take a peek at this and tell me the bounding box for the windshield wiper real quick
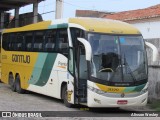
[123,54,137,82]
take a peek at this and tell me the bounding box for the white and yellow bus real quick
[1,18,148,107]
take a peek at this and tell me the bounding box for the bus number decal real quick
[107,88,120,92]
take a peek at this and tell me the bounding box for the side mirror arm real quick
[77,38,92,61]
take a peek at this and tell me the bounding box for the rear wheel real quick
[62,85,73,108]
[15,75,25,94]
[8,74,16,92]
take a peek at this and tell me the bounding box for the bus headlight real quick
[140,87,148,94]
[88,86,106,95]
[140,82,148,94]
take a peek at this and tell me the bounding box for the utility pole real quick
[33,2,38,23]
[0,12,4,29]
[15,7,19,27]
[55,0,63,19]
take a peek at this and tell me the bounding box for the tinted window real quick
[15,33,24,51]
[9,34,16,51]
[33,31,45,52]
[2,29,69,53]
[44,30,56,52]
[25,32,33,51]
[2,33,10,50]
[3,33,24,51]
[57,29,69,56]
[70,28,85,46]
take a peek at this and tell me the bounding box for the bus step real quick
[79,98,87,103]
[77,94,85,97]
[78,88,84,91]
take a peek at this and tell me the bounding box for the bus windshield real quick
[88,33,147,86]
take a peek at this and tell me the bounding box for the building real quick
[76,10,113,18]
[0,0,44,29]
[103,4,160,40]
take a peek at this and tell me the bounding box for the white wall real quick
[130,19,160,39]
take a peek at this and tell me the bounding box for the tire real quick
[15,75,25,94]
[8,74,16,92]
[62,85,73,108]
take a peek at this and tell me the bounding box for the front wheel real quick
[62,85,73,108]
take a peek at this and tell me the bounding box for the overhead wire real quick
[60,0,92,10]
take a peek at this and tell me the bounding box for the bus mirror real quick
[77,38,92,61]
[145,41,159,62]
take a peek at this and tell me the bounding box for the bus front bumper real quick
[87,89,148,107]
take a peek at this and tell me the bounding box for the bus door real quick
[76,43,87,103]
[69,28,88,104]
[68,40,87,104]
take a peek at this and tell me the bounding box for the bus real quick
[1,18,149,107]
[0,29,2,81]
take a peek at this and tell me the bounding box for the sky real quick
[10,0,160,20]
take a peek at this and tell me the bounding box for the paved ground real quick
[0,82,158,120]
[0,83,76,111]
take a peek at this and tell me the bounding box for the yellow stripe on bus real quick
[96,83,125,93]
[3,21,52,33]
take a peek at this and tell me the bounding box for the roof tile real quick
[103,4,160,21]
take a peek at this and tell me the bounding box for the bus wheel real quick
[62,85,73,108]
[9,74,16,92]
[15,75,25,94]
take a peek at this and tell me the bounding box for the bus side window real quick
[0,32,2,53]
[25,32,33,51]
[44,30,56,52]
[70,28,85,47]
[2,33,10,50]
[10,34,16,51]
[57,29,69,57]
[33,31,44,52]
[16,33,24,51]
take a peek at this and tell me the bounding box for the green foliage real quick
[149,100,160,111]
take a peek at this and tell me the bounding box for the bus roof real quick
[3,17,141,35]
[3,21,52,33]
[69,18,141,34]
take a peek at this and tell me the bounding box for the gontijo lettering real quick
[12,54,30,64]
